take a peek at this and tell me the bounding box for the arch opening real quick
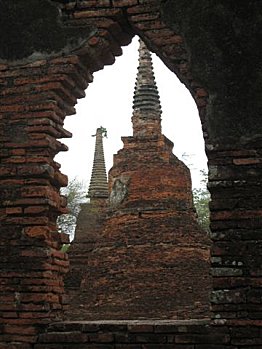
[56,35,211,321]
[55,36,209,239]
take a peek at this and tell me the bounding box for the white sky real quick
[56,36,207,190]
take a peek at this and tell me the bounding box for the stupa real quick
[65,127,108,306]
[66,40,211,320]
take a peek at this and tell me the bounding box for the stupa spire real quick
[87,127,108,198]
[132,39,162,137]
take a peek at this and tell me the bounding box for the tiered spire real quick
[132,39,162,137]
[87,127,108,198]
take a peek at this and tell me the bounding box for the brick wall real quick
[208,145,262,325]
[36,320,232,349]
[0,55,89,344]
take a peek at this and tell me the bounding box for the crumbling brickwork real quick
[0,0,261,347]
[67,40,211,320]
[0,55,88,343]
[64,198,108,310]
[85,134,211,320]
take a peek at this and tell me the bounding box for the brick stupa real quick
[65,127,108,302]
[66,40,211,320]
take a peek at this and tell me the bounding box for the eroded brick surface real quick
[77,134,211,320]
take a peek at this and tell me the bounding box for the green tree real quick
[192,170,210,233]
[57,177,86,240]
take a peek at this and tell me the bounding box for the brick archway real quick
[0,1,261,347]
[52,0,210,135]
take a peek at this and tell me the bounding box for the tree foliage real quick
[57,177,86,240]
[192,170,210,233]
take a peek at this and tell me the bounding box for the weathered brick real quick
[65,0,111,9]
[127,4,160,14]
[23,226,51,237]
[0,343,32,349]
[128,324,154,333]
[0,166,16,176]
[233,158,261,165]
[89,332,114,343]
[112,0,138,6]
[6,207,23,214]
[134,20,167,31]
[0,334,37,343]
[115,345,142,349]
[4,325,37,335]
[74,9,121,19]
[38,331,88,343]
[175,333,230,344]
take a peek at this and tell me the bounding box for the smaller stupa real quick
[65,127,108,315]
[87,126,109,199]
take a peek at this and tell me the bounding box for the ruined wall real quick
[64,37,211,321]
[0,0,261,347]
[0,1,129,345]
[64,198,108,317]
[76,133,211,320]
[0,53,84,344]
[161,1,262,325]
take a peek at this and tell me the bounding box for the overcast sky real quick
[56,36,207,190]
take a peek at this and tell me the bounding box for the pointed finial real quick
[87,127,108,199]
[132,39,162,137]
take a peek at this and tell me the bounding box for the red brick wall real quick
[0,55,89,343]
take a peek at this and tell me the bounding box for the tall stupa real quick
[66,40,211,320]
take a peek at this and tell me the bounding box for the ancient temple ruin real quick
[66,40,211,320]
[1,1,260,347]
